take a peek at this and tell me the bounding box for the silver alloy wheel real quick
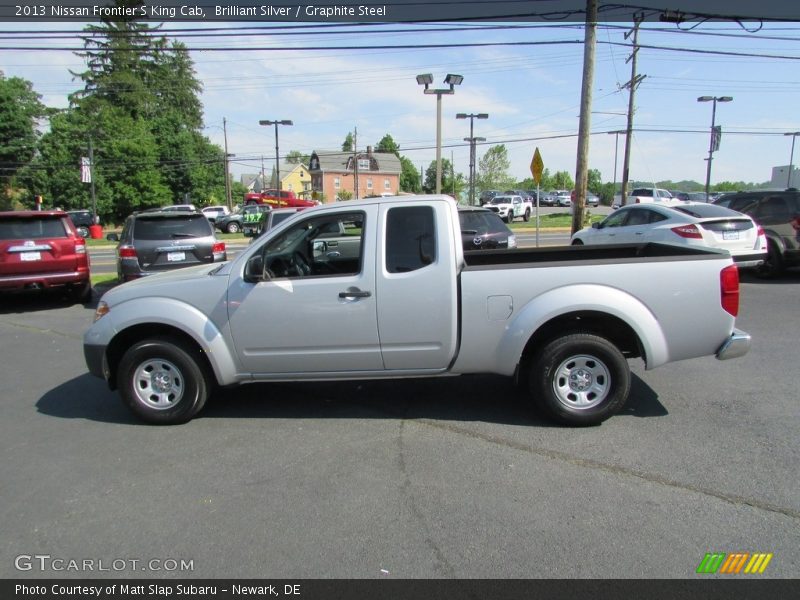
[552,354,610,410]
[133,358,185,410]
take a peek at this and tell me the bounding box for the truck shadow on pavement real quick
[37,372,667,426]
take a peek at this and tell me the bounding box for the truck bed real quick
[463,242,726,269]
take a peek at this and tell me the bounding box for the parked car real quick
[241,204,274,237]
[484,194,532,223]
[712,189,800,277]
[571,191,600,206]
[552,190,572,207]
[116,210,226,282]
[66,209,94,238]
[478,190,501,205]
[201,206,230,222]
[571,202,767,268]
[0,210,91,303]
[215,204,270,235]
[251,208,305,241]
[457,206,516,251]
[627,188,674,205]
[85,195,751,426]
[160,204,197,212]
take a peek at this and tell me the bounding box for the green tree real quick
[399,156,421,193]
[551,170,574,190]
[341,132,354,152]
[423,159,465,197]
[286,150,310,165]
[0,72,48,193]
[375,133,400,156]
[476,145,514,190]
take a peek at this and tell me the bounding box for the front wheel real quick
[529,333,630,426]
[226,222,241,234]
[523,209,530,222]
[117,338,210,424]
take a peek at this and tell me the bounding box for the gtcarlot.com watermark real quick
[14,554,194,573]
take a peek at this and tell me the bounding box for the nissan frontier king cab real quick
[84,195,750,426]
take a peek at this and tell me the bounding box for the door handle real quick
[339,289,371,299]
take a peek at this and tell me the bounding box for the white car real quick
[571,202,767,268]
[201,205,230,222]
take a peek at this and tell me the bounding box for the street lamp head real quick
[444,74,464,86]
[280,120,293,126]
[456,113,467,119]
[416,73,433,86]
[697,96,714,102]
[784,132,800,136]
[718,96,733,103]
[477,113,489,119]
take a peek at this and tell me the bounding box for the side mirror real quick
[244,254,265,283]
[106,233,119,242]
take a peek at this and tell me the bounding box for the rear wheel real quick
[529,333,630,426]
[226,221,241,234]
[523,209,531,222]
[117,338,210,424]
[755,239,784,279]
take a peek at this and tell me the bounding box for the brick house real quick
[308,149,401,203]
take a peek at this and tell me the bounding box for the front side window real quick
[258,212,364,279]
[385,206,436,274]
[600,210,629,228]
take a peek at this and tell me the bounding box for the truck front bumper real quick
[716,329,751,361]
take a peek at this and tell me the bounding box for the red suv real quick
[0,210,92,303]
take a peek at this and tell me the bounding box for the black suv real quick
[713,189,800,277]
[116,211,227,282]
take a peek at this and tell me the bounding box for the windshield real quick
[490,196,512,204]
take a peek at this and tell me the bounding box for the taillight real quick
[74,237,86,254]
[670,224,702,239]
[756,226,767,250]
[720,264,740,317]
[118,245,137,258]
[212,241,226,254]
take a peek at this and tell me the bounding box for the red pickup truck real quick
[244,190,316,208]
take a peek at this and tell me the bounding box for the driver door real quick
[227,206,383,375]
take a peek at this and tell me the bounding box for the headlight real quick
[93,301,110,322]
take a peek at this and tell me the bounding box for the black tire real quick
[505,215,513,224]
[226,221,241,234]
[754,239,784,279]
[523,208,530,222]
[76,226,90,238]
[571,239,584,245]
[529,333,630,426]
[117,338,210,424]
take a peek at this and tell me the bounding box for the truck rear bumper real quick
[716,329,751,361]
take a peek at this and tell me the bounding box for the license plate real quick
[723,231,739,240]
[20,252,41,261]
[167,252,186,262]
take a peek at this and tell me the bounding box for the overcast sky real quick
[2,17,800,188]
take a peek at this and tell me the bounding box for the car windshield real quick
[0,216,66,240]
[459,211,507,234]
[133,214,212,240]
[490,197,512,204]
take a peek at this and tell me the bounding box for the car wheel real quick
[529,333,630,426]
[755,239,784,279]
[571,239,584,245]
[76,226,90,238]
[523,209,530,222]
[226,222,240,234]
[117,338,210,424]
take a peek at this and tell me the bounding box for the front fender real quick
[495,284,670,372]
[85,296,240,386]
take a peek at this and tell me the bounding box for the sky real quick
[2,12,800,191]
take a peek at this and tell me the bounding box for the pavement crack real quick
[413,418,800,521]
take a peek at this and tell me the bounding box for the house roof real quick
[310,151,401,174]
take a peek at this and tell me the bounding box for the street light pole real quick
[417,73,463,194]
[456,112,488,205]
[697,96,732,201]
[784,132,800,188]
[608,130,625,204]
[259,119,293,193]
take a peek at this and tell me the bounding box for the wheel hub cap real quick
[552,354,611,410]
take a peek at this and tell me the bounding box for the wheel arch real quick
[496,284,671,379]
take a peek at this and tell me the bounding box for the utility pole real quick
[353,127,359,199]
[572,0,597,235]
[456,112,488,205]
[620,14,646,207]
[223,117,232,210]
[88,137,97,223]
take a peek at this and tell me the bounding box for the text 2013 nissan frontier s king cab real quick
[84,195,750,426]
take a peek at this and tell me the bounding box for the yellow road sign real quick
[531,148,544,184]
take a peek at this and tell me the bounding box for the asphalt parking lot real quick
[0,269,797,579]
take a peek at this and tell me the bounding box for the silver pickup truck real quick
[84,195,750,426]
